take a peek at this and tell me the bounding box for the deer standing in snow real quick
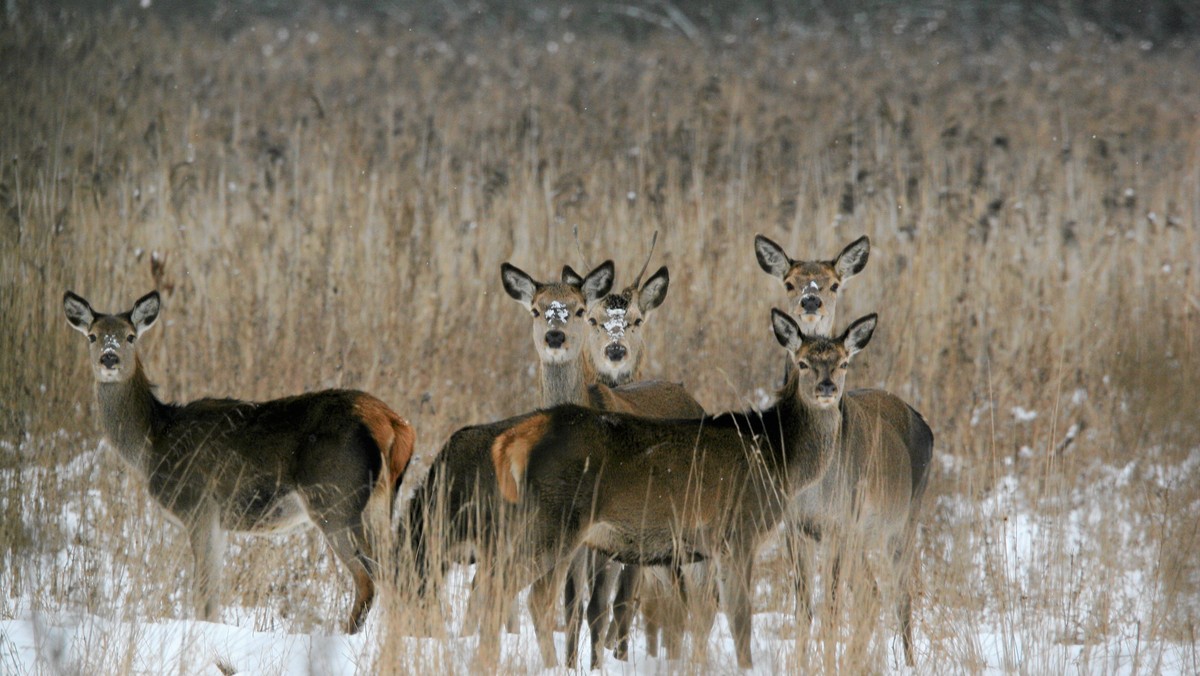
[491,310,879,669]
[406,256,702,667]
[63,290,414,633]
[756,234,932,665]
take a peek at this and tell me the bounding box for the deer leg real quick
[893,536,917,667]
[320,522,377,634]
[645,611,661,657]
[187,506,225,623]
[661,563,687,657]
[688,561,718,649]
[786,527,816,625]
[586,555,620,669]
[462,564,486,636]
[718,550,756,669]
[529,561,569,668]
[562,550,586,667]
[471,562,506,667]
[607,562,639,659]
[463,541,506,636]
[898,579,915,668]
[303,477,378,634]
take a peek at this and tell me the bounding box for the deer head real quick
[64,291,161,383]
[501,260,614,366]
[772,309,876,409]
[584,265,669,387]
[756,235,870,336]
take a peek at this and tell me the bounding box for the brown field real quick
[2,3,1198,673]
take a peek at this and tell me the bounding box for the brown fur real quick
[755,235,870,337]
[755,237,930,666]
[64,290,413,635]
[353,395,416,497]
[493,414,548,504]
[411,260,703,669]
[489,312,876,668]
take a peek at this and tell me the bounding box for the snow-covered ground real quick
[2,435,1197,674]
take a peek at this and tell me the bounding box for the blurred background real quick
[1,1,1197,671]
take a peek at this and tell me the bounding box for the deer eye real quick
[531,309,540,318]
[576,308,585,317]
[831,283,840,292]
[796,361,810,370]
[839,361,849,369]
[588,318,597,326]
[784,282,795,292]
[633,318,643,327]
[88,334,97,343]
[127,334,136,344]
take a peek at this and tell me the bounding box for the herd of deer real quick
[63,234,932,669]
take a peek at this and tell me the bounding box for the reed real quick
[1,4,1196,673]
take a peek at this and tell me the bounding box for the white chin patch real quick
[540,347,573,364]
[96,368,122,383]
[815,395,839,408]
[603,364,633,378]
[801,314,820,321]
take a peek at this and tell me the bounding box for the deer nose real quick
[800,295,822,313]
[545,330,566,349]
[605,343,627,362]
[100,352,120,369]
[816,379,837,397]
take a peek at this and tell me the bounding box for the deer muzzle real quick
[799,294,822,314]
[605,343,628,362]
[545,329,566,349]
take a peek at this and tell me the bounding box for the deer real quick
[570,260,718,666]
[63,290,414,634]
[578,265,722,663]
[754,233,870,337]
[404,257,703,667]
[490,310,879,669]
[755,234,933,666]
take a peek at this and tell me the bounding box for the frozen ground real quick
[1,437,1197,674]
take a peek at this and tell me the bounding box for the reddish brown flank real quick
[353,395,416,496]
[492,413,549,503]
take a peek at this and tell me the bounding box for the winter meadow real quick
[1,2,1198,674]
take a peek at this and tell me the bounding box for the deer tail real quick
[491,413,550,504]
[354,395,417,507]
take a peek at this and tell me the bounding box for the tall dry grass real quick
[1,4,1197,673]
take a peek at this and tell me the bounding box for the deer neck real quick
[540,355,594,407]
[95,359,165,471]
[777,375,842,494]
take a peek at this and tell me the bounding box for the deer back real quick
[588,380,705,419]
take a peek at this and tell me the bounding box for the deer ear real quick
[581,260,615,303]
[63,291,95,335]
[561,265,585,287]
[501,262,538,307]
[755,234,792,279]
[637,266,669,313]
[130,291,161,336]
[771,308,804,351]
[835,236,870,280]
[842,313,878,356]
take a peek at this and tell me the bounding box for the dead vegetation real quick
[1,3,1197,672]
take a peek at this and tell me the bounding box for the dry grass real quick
[1,4,1198,673]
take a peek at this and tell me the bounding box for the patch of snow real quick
[1011,406,1038,423]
